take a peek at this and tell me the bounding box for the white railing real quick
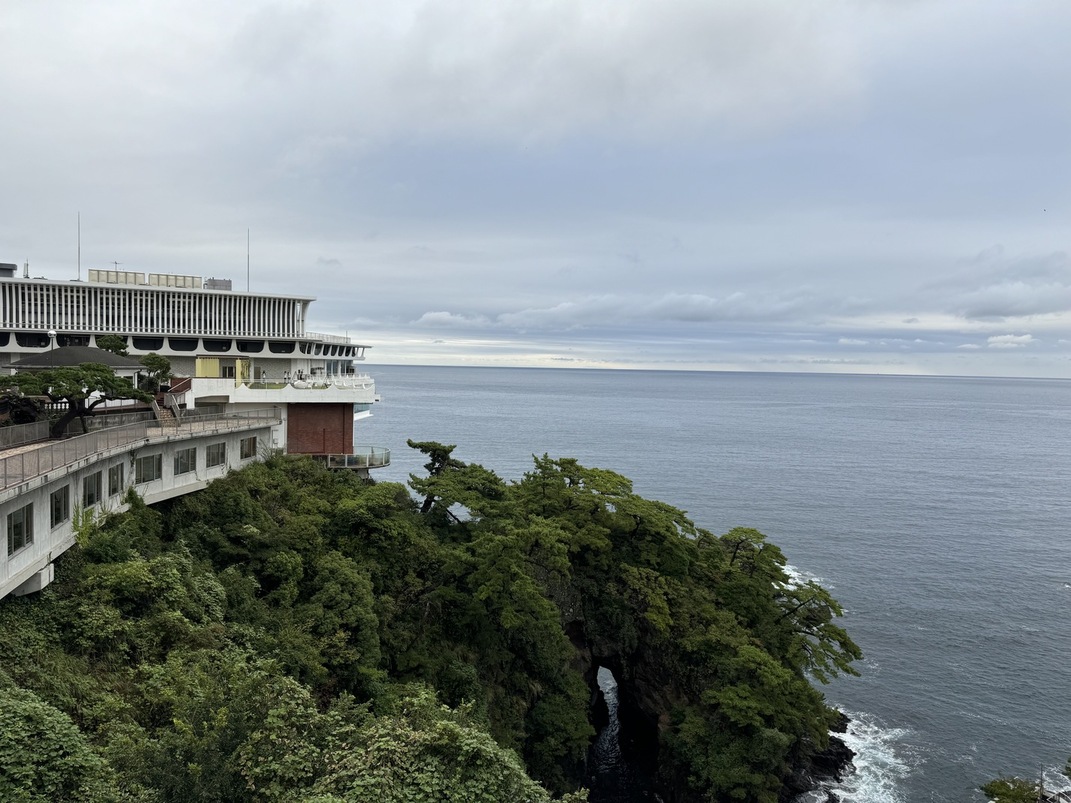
[305,331,353,345]
[234,373,376,391]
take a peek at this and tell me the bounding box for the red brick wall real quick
[286,403,353,455]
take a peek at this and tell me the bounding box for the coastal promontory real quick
[0,445,861,802]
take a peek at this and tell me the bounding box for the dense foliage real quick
[137,353,172,393]
[0,444,860,802]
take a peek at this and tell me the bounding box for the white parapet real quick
[191,376,377,406]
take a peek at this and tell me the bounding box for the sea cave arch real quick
[567,614,665,799]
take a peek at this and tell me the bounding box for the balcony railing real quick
[0,407,281,490]
[305,331,353,345]
[314,447,391,470]
[191,373,375,391]
[0,421,51,450]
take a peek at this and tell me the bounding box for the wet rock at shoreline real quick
[780,711,855,803]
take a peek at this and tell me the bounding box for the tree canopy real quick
[138,353,171,392]
[0,445,865,802]
[0,391,42,426]
[95,335,129,357]
[982,767,1071,803]
[4,362,150,437]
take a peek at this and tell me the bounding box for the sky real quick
[1,0,1070,376]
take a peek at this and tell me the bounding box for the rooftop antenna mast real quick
[77,212,81,281]
[247,228,250,292]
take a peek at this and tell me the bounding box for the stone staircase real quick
[152,402,179,427]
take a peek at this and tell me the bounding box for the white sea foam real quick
[782,564,806,588]
[782,563,830,589]
[818,711,916,803]
[1043,768,1071,795]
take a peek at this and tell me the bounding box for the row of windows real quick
[48,464,128,530]
[8,438,258,559]
[134,439,254,484]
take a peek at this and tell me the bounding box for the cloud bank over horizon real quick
[2,0,1070,377]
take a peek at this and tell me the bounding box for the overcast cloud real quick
[2,0,1070,376]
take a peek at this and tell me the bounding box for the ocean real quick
[357,365,1071,802]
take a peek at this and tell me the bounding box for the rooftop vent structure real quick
[148,273,201,288]
[88,269,146,285]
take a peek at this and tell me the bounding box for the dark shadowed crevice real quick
[587,666,664,803]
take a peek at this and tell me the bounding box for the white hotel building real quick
[0,262,385,599]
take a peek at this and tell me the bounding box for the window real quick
[7,504,33,556]
[83,471,103,507]
[108,464,124,496]
[174,447,196,476]
[240,436,258,460]
[206,442,227,468]
[135,454,163,485]
[50,487,70,529]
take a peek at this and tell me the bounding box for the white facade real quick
[0,276,305,339]
[0,269,369,367]
[0,267,378,418]
[0,412,281,599]
[0,265,384,599]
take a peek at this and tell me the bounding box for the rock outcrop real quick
[779,712,855,802]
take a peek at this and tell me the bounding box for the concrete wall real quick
[0,424,274,599]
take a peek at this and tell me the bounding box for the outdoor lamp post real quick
[47,329,56,368]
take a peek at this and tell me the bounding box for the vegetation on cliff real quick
[0,444,860,802]
[983,765,1071,803]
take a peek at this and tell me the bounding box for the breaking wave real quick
[812,711,917,803]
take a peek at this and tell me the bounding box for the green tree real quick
[980,777,1042,803]
[138,353,172,393]
[982,765,1071,803]
[777,579,862,683]
[0,391,42,425]
[309,686,587,803]
[406,439,506,522]
[5,362,150,437]
[508,454,860,802]
[95,335,129,356]
[121,648,330,803]
[0,686,118,802]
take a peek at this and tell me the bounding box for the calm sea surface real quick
[358,365,1071,802]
